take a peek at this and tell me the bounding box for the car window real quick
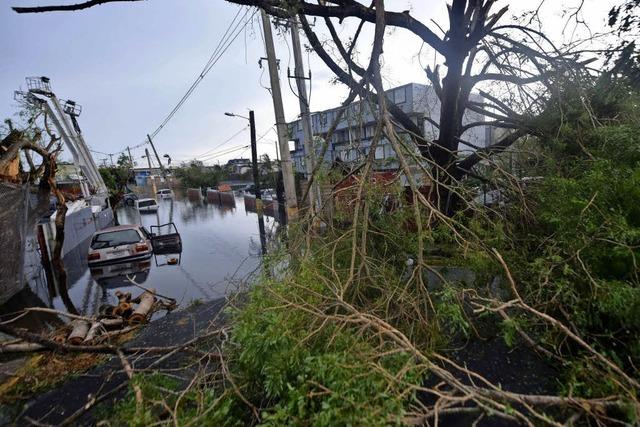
[140,227,151,239]
[91,229,142,249]
[138,200,157,207]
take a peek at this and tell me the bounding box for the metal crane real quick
[15,76,108,198]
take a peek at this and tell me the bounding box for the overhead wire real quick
[198,144,250,162]
[95,6,257,159]
[148,6,255,140]
[194,125,249,157]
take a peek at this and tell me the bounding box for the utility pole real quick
[127,146,134,167]
[147,134,166,179]
[289,16,321,215]
[249,110,262,212]
[109,153,114,166]
[145,148,157,195]
[261,9,298,221]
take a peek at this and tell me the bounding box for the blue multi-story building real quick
[287,83,491,174]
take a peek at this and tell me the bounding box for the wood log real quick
[115,291,132,303]
[83,322,101,343]
[51,334,67,344]
[129,290,157,325]
[67,320,90,345]
[100,318,124,328]
[113,302,133,318]
[0,342,45,353]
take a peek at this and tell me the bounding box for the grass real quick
[0,352,105,405]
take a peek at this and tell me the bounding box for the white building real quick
[288,83,490,173]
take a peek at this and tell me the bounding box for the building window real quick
[375,145,385,160]
[395,87,406,104]
[385,144,396,159]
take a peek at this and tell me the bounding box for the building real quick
[225,158,252,175]
[133,167,163,186]
[287,82,490,174]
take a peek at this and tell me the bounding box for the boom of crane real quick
[16,76,108,200]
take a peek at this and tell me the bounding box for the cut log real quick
[0,343,45,353]
[100,318,124,328]
[67,320,90,345]
[129,290,157,325]
[115,291,132,303]
[51,334,66,344]
[113,302,133,317]
[83,322,102,343]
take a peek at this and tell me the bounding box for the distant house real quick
[225,158,252,175]
[133,167,163,186]
[287,82,491,174]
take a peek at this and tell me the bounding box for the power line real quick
[198,144,250,162]
[91,6,257,159]
[195,125,249,157]
[148,7,257,140]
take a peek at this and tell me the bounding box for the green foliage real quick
[99,373,235,426]
[501,318,519,348]
[494,77,640,399]
[213,260,424,426]
[434,286,470,339]
[174,162,222,189]
[99,164,131,193]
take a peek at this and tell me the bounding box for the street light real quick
[226,111,267,254]
[225,110,261,208]
[224,112,249,120]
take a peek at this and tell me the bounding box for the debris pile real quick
[0,287,177,352]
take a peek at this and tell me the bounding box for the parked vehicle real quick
[87,225,153,265]
[135,198,159,212]
[156,188,174,199]
[123,192,138,206]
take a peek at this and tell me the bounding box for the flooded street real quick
[9,192,278,323]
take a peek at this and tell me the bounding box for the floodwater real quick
[3,192,279,327]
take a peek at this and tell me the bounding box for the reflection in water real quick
[2,194,277,328]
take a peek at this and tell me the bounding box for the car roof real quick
[96,224,141,233]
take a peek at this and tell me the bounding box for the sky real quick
[0,0,616,167]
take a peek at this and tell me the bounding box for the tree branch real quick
[13,0,145,13]
[456,128,527,174]
[227,0,446,54]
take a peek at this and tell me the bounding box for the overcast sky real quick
[0,0,615,167]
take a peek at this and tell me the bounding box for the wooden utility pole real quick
[145,148,157,195]
[289,16,321,214]
[249,110,263,212]
[127,146,134,166]
[147,134,166,178]
[260,9,298,221]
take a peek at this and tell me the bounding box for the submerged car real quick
[156,188,174,199]
[135,197,159,212]
[90,258,151,288]
[123,192,139,206]
[87,225,153,265]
